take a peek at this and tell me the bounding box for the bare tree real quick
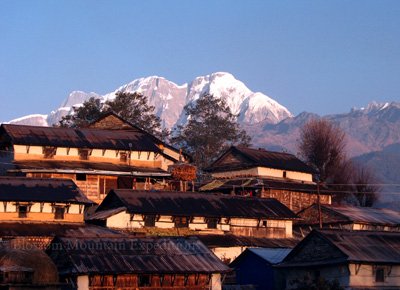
[352,163,380,207]
[298,118,346,182]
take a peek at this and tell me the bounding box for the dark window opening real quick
[54,207,65,220]
[207,218,218,229]
[76,173,87,181]
[376,268,385,282]
[175,216,189,228]
[262,220,267,227]
[79,149,89,160]
[43,146,57,159]
[144,215,156,227]
[283,171,287,178]
[120,152,128,162]
[18,205,27,218]
[138,275,151,287]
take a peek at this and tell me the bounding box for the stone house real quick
[202,146,332,212]
[279,229,400,289]
[0,113,188,203]
[87,190,298,239]
[295,204,400,238]
[46,236,230,290]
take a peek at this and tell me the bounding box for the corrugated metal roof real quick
[1,124,161,152]
[199,177,330,195]
[326,205,400,226]
[95,190,298,220]
[0,222,127,238]
[283,230,400,266]
[47,236,230,275]
[206,146,315,174]
[0,176,94,204]
[247,248,292,264]
[12,160,169,176]
[196,234,298,248]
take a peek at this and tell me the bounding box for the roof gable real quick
[87,112,142,131]
[207,146,315,174]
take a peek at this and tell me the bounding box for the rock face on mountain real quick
[247,102,400,157]
[9,72,292,130]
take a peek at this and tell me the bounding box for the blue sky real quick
[1,0,399,122]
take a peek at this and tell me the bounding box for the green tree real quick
[58,92,162,137]
[171,94,251,170]
[58,97,103,128]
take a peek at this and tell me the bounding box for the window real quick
[207,218,218,229]
[76,173,87,181]
[18,205,28,218]
[79,149,89,160]
[138,275,151,287]
[54,207,65,220]
[174,216,189,228]
[144,215,156,227]
[376,268,385,282]
[120,152,128,162]
[283,171,287,178]
[43,146,56,159]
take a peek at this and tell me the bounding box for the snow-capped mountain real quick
[9,72,292,129]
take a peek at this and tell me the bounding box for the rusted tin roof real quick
[0,222,127,238]
[298,204,400,226]
[199,177,330,194]
[196,234,298,248]
[0,176,94,204]
[46,236,230,275]
[94,190,298,220]
[282,230,400,266]
[205,146,315,174]
[1,124,161,152]
[11,160,169,176]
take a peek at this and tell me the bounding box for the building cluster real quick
[0,112,398,289]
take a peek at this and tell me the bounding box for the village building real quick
[202,146,332,212]
[279,229,400,289]
[87,189,298,239]
[295,204,400,238]
[0,113,188,203]
[0,176,94,223]
[229,248,292,290]
[0,176,127,249]
[46,236,230,290]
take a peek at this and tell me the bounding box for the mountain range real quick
[9,72,400,159]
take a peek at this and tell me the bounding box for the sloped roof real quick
[0,177,94,205]
[0,222,127,238]
[206,146,315,174]
[11,160,169,176]
[298,204,400,226]
[231,248,292,266]
[94,190,298,220]
[0,124,160,152]
[282,230,400,266]
[199,177,330,195]
[47,236,230,275]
